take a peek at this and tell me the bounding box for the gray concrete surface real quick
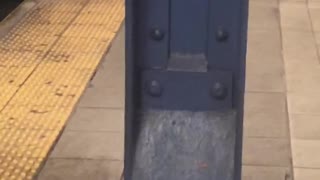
[0,0,36,37]
[37,26,125,180]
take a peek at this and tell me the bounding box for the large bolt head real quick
[211,82,228,100]
[150,28,165,41]
[146,80,162,97]
[216,29,229,42]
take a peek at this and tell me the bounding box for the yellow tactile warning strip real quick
[0,0,124,179]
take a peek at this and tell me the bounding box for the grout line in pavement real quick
[65,129,124,134]
[244,136,290,139]
[278,0,296,179]
[245,90,285,94]
[306,0,320,64]
[48,157,124,162]
[242,163,293,168]
[76,106,124,110]
[293,166,320,170]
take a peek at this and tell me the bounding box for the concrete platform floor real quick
[37,0,320,179]
[37,26,125,180]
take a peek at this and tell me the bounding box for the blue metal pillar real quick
[125,0,248,179]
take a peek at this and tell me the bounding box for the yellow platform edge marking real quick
[0,0,124,179]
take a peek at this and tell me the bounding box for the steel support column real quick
[125,0,248,179]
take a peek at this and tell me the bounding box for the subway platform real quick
[0,0,320,179]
